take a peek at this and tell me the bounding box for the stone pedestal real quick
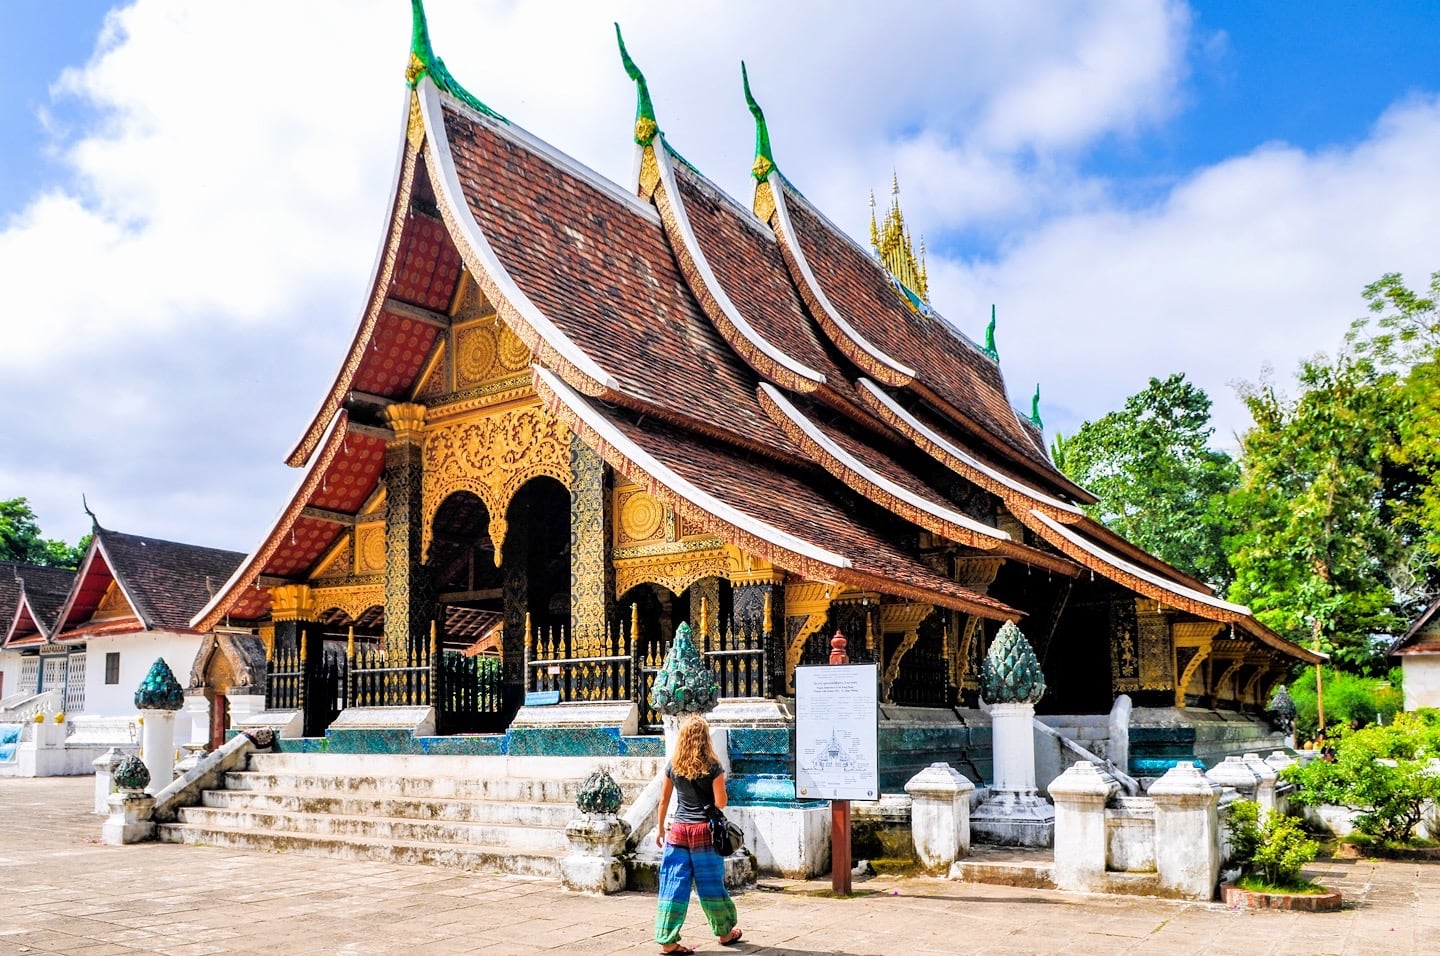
[227,693,266,725]
[1048,762,1118,891]
[971,701,1055,846]
[140,709,176,794]
[1149,761,1221,900]
[1206,755,1261,799]
[905,763,974,872]
[101,791,155,845]
[92,747,126,815]
[560,815,631,894]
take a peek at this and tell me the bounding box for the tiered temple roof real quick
[0,562,77,649]
[193,4,1320,671]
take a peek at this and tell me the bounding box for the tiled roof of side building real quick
[774,179,1090,498]
[437,101,786,458]
[99,530,246,633]
[0,561,77,629]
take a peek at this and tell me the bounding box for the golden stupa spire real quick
[871,172,928,305]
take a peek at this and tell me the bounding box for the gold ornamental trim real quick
[614,543,744,599]
[311,583,385,623]
[270,584,317,623]
[384,402,428,444]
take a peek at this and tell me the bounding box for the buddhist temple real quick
[193,1,1319,782]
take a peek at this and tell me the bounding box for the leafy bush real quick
[1283,713,1440,844]
[1287,667,1403,741]
[1227,800,1319,888]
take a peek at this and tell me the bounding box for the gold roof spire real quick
[871,173,928,306]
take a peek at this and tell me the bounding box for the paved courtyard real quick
[2,776,1438,955]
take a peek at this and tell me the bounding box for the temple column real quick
[688,577,722,648]
[269,584,317,726]
[502,495,530,687]
[383,403,433,703]
[569,437,614,662]
[831,593,880,663]
[732,564,784,698]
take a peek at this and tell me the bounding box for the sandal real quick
[721,928,744,945]
[659,946,695,955]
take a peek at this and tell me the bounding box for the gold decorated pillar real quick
[269,583,317,728]
[569,437,614,660]
[382,402,434,697]
[732,562,785,697]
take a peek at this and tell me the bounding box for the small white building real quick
[1390,597,1440,712]
[1,526,243,775]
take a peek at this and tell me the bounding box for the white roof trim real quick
[189,412,347,630]
[536,366,849,569]
[1028,510,1252,616]
[760,384,1009,543]
[652,147,826,387]
[418,79,621,392]
[769,178,916,381]
[858,379,1084,516]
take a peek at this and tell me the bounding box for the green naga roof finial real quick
[1030,384,1043,429]
[615,24,659,146]
[982,304,999,361]
[742,62,776,182]
[406,0,505,121]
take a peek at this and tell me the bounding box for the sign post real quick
[794,630,879,898]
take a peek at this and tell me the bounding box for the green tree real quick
[0,498,87,569]
[1228,349,1407,672]
[1051,373,1239,589]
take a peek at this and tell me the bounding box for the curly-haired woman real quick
[654,714,743,954]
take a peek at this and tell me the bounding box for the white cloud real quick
[933,95,1440,447]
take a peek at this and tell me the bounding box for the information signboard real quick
[793,663,879,801]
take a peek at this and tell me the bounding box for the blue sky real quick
[1,1,1437,551]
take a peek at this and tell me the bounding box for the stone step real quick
[201,789,578,828]
[175,805,570,851]
[246,751,663,783]
[221,770,645,805]
[156,821,564,879]
[950,858,1056,890]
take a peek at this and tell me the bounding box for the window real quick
[105,652,120,685]
[19,658,38,694]
[65,653,86,713]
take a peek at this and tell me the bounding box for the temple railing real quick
[265,641,302,711]
[524,616,634,704]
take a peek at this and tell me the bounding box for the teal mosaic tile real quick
[507,727,623,756]
[728,727,790,754]
[274,737,330,753]
[417,735,507,756]
[620,736,665,756]
[325,728,422,754]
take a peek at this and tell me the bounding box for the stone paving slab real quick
[3,777,1438,954]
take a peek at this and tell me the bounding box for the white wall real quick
[0,650,25,702]
[1402,654,1440,711]
[81,630,205,741]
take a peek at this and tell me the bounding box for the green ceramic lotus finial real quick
[742,62,776,182]
[615,24,659,146]
[648,622,719,715]
[982,305,999,361]
[979,621,1046,705]
[576,769,623,815]
[1266,684,1297,734]
[134,657,184,711]
[1029,384,1043,429]
[406,0,505,121]
[113,753,151,791]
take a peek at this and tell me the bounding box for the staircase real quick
[157,751,663,878]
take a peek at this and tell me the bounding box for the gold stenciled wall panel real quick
[356,524,386,576]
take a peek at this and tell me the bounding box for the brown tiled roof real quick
[774,180,1089,497]
[535,368,1016,619]
[98,530,245,632]
[0,562,75,635]
[662,157,878,428]
[440,104,782,455]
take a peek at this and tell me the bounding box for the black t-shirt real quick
[666,761,721,823]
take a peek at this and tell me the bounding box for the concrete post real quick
[227,694,266,726]
[1205,755,1261,802]
[904,762,975,872]
[101,791,155,845]
[1048,762,1118,892]
[92,747,125,815]
[560,816,631,895]
[183,694,211,750]
[1241,753,1279,815]
[1149,762,1220,900]
[1107,694,1132,778]
[139,709,176,794]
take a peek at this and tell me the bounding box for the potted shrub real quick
[1221,801,1339,911]
[1283,711,1440,857]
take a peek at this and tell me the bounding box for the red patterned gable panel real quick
[226,588,272,622]
[308,432,387,513]
[351,313,441,397]
[389,212,463,312]
[263,518,342,579]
